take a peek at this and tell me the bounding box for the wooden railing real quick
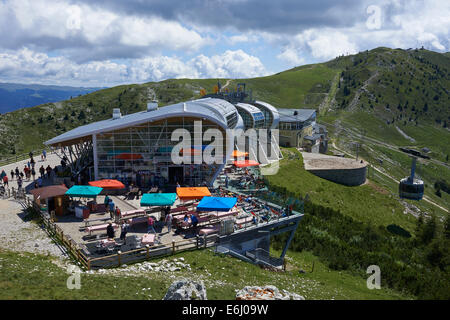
[23,196,217,270]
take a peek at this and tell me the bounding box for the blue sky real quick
[0,0,448,87]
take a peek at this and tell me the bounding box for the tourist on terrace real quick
[165,212,173,233]
[10,170,14,180]
[108,200,115,220]
[2,174,8,187]
[106,223,115,240]
[31,168,36,181]
[190,213,198,231]
[120,220,130,245]
[147,216,156,234]
[15,167,20,178]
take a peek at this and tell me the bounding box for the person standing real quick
[42,149,47,161]
[120,220,130,245]
[147,216,156,234]
[17,175,23,190]
[114,206,121,224]
[106,223,115,240]
[39,165,45,178]
[45,165,52,179]
[108,200,115,220]
[165,212,173,233]
[15,167,20,178]
[31,167,36,181]
[10,169,14,180]
[30,157,35,170]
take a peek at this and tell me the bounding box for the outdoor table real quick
[141,233,155,246]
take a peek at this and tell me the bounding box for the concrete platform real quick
[301,152,367,186]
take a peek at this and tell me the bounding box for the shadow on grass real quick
[387,224,411,238]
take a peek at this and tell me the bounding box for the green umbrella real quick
[65,185,103,198]
[140,193,177,207]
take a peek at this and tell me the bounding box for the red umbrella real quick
[88,179,125,189]
[233,160,260,168]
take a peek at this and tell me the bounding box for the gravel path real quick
[0,198,68,258]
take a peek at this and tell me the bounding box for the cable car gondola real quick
[399,156,424,200]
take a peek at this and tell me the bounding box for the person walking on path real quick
[29,151,33,159]
[15,167,20,179]
[10,169,14,180]
[1,170,6,180]
[27,161,30,169]
[114,206,121,224]
[30,157,35,170]
[31,167,36,181]
[165,212,173,233]
[2,175,8,187]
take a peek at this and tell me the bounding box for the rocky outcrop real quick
[236,285,305,300]
[163,279,208,300]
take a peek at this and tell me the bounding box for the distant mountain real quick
[0,83,104,114]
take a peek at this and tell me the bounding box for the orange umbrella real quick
[233,160,260,168]
[232,150,248,158]
[176,187,211,201]
[114,153,143,160]
[88,179,125,189]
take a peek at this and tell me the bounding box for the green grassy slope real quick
[0,248,411,300]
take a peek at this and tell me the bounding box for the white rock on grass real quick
[236,285,305,300]
[163,279,207,300]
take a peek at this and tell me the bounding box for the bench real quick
[121,209,146,219]
[85,223,118,236]
[141,233,155,246]
[83,217,111,228]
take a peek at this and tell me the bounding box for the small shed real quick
[29,184,69,216]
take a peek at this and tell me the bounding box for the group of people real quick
[0,149,51,191]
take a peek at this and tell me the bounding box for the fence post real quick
[87,259,91,271]
[146,245,150,259]
[172,240,175,255]
[118,251,122,267]
[204,235,207,248]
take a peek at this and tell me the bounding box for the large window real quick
[96,118,226,187]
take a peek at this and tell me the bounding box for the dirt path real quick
[0,198,68,257]
[347,71,379,112]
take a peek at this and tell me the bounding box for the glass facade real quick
[95,117,227,188]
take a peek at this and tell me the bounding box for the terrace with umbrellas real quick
[28,151,302,268]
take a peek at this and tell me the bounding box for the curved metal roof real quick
[252,100,280,129]
[235,102,263,115]
[45,100,231,146]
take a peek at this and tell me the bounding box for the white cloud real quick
[0,0,206,61]
[276,47,305,66]
[0,48,269,86]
